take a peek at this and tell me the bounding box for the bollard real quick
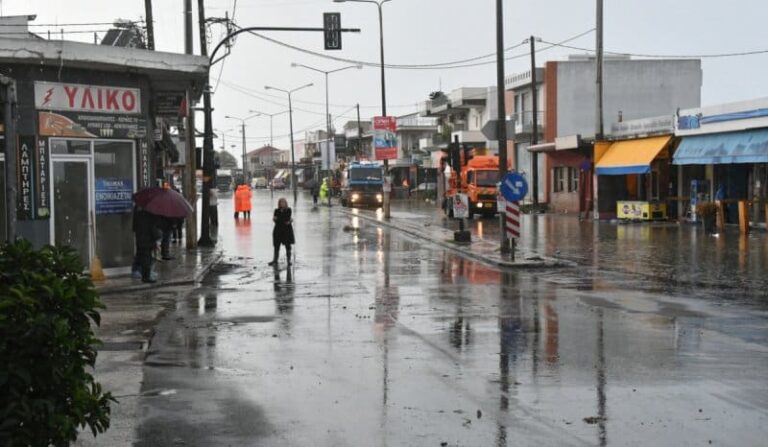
[716,200,726,233]
[738,200,750,234]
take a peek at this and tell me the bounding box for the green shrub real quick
[0,240,113,446]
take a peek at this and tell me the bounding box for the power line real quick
[0,21,143,27]
[239,26,595,70]
[540,41,768,59]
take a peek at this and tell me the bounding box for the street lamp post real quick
[264,83,314,204]
[248,109,290,189]
[334,0,392,217]
[225,112,261,185]
[291,62,361,206]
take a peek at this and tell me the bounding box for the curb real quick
[95,249,224,295]
[336,207,572,270]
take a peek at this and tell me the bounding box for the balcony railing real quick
[510,111,545,135]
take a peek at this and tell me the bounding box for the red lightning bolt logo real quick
[42,88,54,106]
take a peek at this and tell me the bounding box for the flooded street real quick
[134,191,768,446]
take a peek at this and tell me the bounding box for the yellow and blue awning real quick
[673,128,768,165]
[595,135,671,175]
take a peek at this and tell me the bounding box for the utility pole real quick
[529,35,539,207]
[495,0,509,254]
[144,0,155,50]
[198,0,216,247]
[183,0,198,248]
[595,0,604,140]
[1,76,18,242]
[356,103,362,158]
[241,122,247,183]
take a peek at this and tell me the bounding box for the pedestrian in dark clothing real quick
[160,217,175,260]
[133,207,161,283]
[172,218,184,243]
[268,197,295,266]
[311,183,319,206]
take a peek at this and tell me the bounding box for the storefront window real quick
[568,167,579,192]
[553,167,566,193]
[94,141,135,269]
[51,139,91,155]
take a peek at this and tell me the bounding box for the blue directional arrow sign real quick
[500,172,528,202]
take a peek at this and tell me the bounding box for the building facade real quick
[0,24,207,274]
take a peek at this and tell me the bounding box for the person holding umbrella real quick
[132,187,194,282]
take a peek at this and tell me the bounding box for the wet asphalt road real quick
[134,191,768,446]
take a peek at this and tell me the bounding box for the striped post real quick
[506,201,520,240]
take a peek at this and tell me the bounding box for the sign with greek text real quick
[95,178,134,215]
[16,136,35,220]
[35,81,141,114]
[38,111,147,139]
[36,138,50,218]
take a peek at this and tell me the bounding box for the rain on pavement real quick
[134,190,768,446]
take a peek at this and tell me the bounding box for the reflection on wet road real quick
[135,192,768,446]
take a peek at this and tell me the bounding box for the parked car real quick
[271,178,286,190]
[251,177,268,189]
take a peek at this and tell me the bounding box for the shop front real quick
[594,135,673,220]
[1,36,207,274]
[675,99,768,227]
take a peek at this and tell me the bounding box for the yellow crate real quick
[617,201,667,220]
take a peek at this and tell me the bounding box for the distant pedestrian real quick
[234,183,252,219]
[319,178,329,204]
[209,187,219,227]
[269,197,295,267]
[159,216,175,260]
[311,181,319,206]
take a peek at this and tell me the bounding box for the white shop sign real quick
[35,81,141,114]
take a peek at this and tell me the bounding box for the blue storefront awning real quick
[673,128,768,165]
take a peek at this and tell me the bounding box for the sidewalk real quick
[338,206,569,269]
[340,199,768,293]
[76,242,221,447]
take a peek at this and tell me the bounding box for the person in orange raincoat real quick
[233,183,253,219]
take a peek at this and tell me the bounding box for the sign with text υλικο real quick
[16,136,35,220]
[373,116,398,161]
[35,81,141,114]
[95,178,134,215]
[36,138,50,219]
[38,112,147,139]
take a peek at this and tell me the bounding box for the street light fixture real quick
[291,62,362,206]
[264,83,314,203]
[333,0,393,218]
[225,112,261,184]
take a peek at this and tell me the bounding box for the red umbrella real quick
[133,187,193,218]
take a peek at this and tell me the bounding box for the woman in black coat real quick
[269,197,295,266]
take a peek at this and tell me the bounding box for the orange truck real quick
[445,154,500,219]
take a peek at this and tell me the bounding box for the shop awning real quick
[673,128,768,165]
[595,135,672,175]
[528,142,555,153]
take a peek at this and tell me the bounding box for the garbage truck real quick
[340,161,384,208]
[444,153,500,219]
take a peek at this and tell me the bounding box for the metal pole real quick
[530,36,539,207]
[325,72,332,207]
[241,122,247,183]
[495,0,509,254]
[377,2,391,219]
[184,0,193,54]
[144,0,155,50]
[198,0,215,247]
[595,0,604,140]
[2,77,18,242]
[289,93,297,204]
[356,103,362,158]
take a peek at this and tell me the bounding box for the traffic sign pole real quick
[500,172,528,260]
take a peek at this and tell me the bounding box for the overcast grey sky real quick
[3,0,768,154]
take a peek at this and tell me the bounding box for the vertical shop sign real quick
[140,140,151,187]
[36,138,50,218]
[17,136,35,220]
